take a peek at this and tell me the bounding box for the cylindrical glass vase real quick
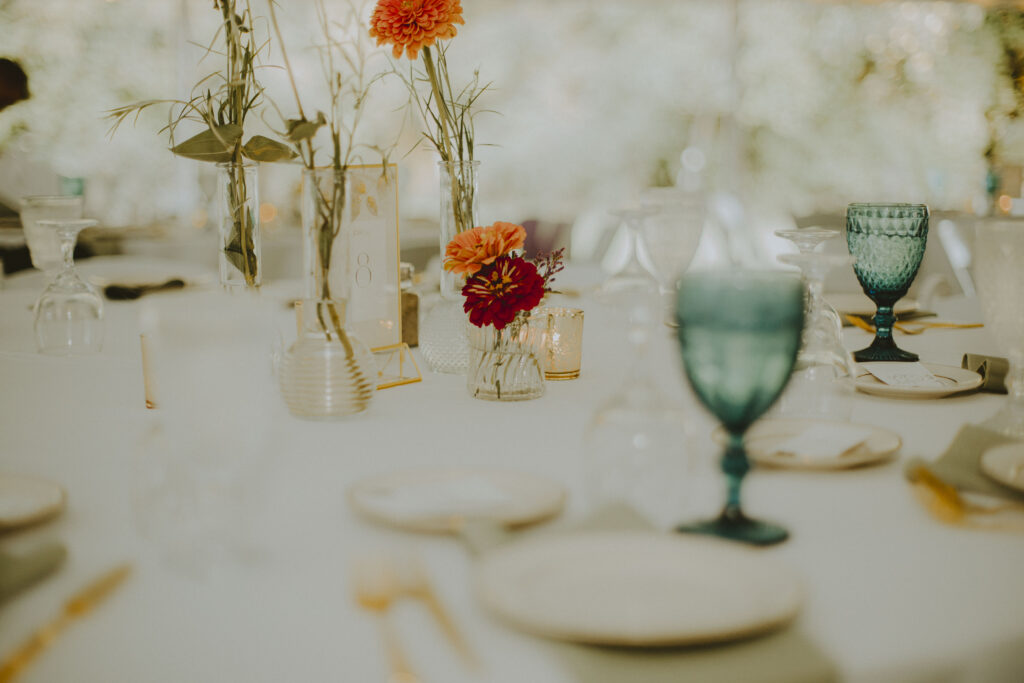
[466,314,545,401]
[278,299,375,419]
[301,167,349,302]
[421,159,480,373]
[217,161,261,292]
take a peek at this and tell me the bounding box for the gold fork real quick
[352,559,420,683]
[398,556,479,670]
[908,464,1024,531]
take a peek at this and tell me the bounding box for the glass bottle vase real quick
[301,167,349,302]
[420,159,480,374]
[466,313,545,401]
[217,161,261,292]
[278,299,376,419]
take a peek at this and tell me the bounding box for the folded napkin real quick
[0,542,66,604]
[462,505,838,683]
[961,354,1009,394]
[904,425,1023,503]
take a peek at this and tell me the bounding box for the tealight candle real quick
[534,307,584,380]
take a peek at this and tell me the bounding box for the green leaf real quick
[170,124,242,162]
[285,112,326,143]
[241,135,297,162]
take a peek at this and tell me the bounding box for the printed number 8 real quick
[355,253,372,287]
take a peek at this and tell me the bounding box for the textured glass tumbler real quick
[675,270,804,546]
[466,315,545,401]
[846,203,929,362]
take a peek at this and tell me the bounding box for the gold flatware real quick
[844,314,875,334]
[352,559,420,683]
[0,563,132,683]
[907,464,1024,532]
[399,556,479,670]
[844,314,982,336]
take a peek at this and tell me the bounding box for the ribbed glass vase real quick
[278,300,375,419]
[420,159,479,374]
[466,313,545,401]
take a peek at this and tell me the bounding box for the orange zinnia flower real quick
[444,222,526,276]
[368,0,465,60]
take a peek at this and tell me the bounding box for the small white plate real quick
[736,419,901,470]
[828,293,919,317]
[475,531,802,647]
[855,363,982,399]
[980,443,1024,494]
[0,474,66,530]
[347,467,566,533]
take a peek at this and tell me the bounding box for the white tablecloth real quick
[1,257,1023,683]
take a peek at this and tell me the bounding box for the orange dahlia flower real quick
[444,221,526,276]
[368,0,465,60]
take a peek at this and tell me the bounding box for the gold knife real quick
[0,564,132,683]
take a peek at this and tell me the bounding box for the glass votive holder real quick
[534,306,584,380]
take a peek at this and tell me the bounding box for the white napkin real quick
[771,424,875,461]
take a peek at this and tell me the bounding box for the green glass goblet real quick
[675,270,804,546]
[846,203,929,362]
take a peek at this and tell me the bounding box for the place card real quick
[860,362,944,388]
[771,424,874,461]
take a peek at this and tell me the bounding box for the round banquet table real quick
[1,256,1022,683]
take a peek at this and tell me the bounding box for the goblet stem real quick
[853,304,919,362]
[56,226,78,275]
[722,433,749,517]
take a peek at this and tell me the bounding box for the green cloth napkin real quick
[0,542,66,604]
[962,354,1009,394]
[905,424,1024,502]
[462,505,839,683]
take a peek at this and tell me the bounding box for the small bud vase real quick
[466,313,545,401]
[216,161,261,292]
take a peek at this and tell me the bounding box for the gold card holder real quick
[372,343,422,390]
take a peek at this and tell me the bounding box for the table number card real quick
[346,164,401,351]
[860,362,944,388]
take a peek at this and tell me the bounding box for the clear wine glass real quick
[595,206,658,304]
[33,218,104,355]
[974,218,1024,437]
[639,190,705,326]
[773,251,858,420]
[845,203,929,362]
[674,269,804,545]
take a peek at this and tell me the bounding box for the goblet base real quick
[675,513,789,546]
[852,345,919,363]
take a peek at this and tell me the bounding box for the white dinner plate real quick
[855,363,982,399]
[475,531,802,647]
[0,474,66,530]
[737,418,901,470]
[980,443,1024,494]
[347,467,566,533]
[828,293,919,317]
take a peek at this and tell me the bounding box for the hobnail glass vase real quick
[217,161,261,292]
[420,159,479,374]
[466,313,545,401]
[278,299,375,419]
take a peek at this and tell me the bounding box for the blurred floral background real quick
[3,0,1024,257]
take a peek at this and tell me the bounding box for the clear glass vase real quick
[278,299,375,419]
[217,161,261,292]
[420,159,479,374]
[301,167,349,302]
[466,313,545,401]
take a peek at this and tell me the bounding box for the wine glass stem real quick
[721,433,749,519]
[57,227,77,274]
[872,305,895,342]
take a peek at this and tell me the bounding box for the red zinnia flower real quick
[463,255,545,329]
[368,0,465,60]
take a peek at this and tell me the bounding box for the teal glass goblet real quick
[675,270,804,545]
[846,203,929,362]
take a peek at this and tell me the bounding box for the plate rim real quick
[0,473,66,530]
[346,466,567,534]
[980,443,1024,494]
[736,418,902,470]
[474,530,803,647]
[854,362,982,399]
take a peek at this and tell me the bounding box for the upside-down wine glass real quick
[845,203,929,362]
[595,206,658,303]
[639,190,705,326]
[33,218,104,355]
[675,270,804,545]
[974,218,1024,438]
